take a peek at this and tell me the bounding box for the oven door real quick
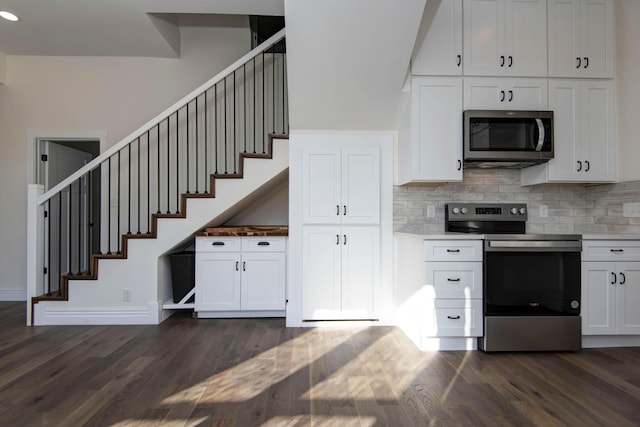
[484,239,581,316]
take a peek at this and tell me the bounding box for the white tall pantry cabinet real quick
[288,134,393,326]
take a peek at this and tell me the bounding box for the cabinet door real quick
[341,226,380,319]
[506,78,548,109]
[241,252,286,311]
[548,0,581,77]
[545,79,582,181]
[581,81,616,182]
[463,77,505,109]
[411,77,463,181]
[616,263,640,334]
[342,146,381,224]
[581,262,616,335]
[504,0,547,77]
[580,0,615,78]
[412,0,463,75]
[463,0,506,76]
[195,253,241,311]
[302,226,342,320]
[302,147,341,224]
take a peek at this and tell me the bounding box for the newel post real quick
[26,184,44,326]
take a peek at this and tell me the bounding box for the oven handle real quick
[485,240,581,252]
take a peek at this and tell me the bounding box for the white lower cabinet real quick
[195,236,286,317]
[582,241,640,337]
[422,240,483,349]
[302,225,380,320]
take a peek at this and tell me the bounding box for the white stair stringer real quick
[33,139,289,325]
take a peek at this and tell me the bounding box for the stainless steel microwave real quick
[463,110,554,168]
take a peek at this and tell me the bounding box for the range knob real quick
[510,207,518,215]
[452,207,460,214]
[519,207,526,215]
[461,207,468,214]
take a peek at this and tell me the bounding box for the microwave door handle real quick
[535,118,545,152]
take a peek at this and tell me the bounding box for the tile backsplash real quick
[394,169,640,235]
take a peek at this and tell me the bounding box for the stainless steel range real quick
[446,203,582,352]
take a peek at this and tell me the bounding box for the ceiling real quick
[0,0,284,57]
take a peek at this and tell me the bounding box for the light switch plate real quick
[623,202,640,217]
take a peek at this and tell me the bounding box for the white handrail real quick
[38,28,286,205]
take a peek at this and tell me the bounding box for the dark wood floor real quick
[1,302,640,426]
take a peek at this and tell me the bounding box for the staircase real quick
[26,30,288,326]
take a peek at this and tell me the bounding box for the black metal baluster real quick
[233,69,237,174]
[46,199,51,294]
[186,101,190,194]
[224,77,228,174]
[272,47,275,134]
[67,184,72,274]
[157,123,161,214]
[166,118,170,214]
[137,137,141,234]
[175,111,180,213]
[253,57,256,154]
[195,95,199,193]
[87,170,92,270]
[128,143,132,234]
[262,50,266,154]
[117,150,121,254]
[204,90,208,193]
[215,84,219,174]
[77,178,81,274]
[244,64,247,153]
[107,157,112,254]
[58,192,62,290]
[146,131,150,234]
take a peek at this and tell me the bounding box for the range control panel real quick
[445,203,528,222]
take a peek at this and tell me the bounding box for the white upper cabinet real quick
[548,0,615,78]
[302,145,380,224]
[400,77,463,184]
[463,0,547,77]
[463,77,548,110]
[412,0,463,75]
[521,79,616,184]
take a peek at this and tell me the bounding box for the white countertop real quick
[581,234,640,240]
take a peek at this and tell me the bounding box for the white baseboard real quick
[0,289,27,301]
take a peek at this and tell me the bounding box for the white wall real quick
[0,53,5,84]
[616,0,640,182]
[0,26,251,299]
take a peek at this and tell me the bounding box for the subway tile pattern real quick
[394,169,640,235]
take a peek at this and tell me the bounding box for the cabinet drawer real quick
[241,236,287,252]
[196,237,241,252]
[582,240,640,262]
[424,299,482,337]
[424,240,482,262]
[425,262,482,299]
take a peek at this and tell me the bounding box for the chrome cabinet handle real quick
[611,272,617,285]
[447,315,461,320]
[620,272,626,285]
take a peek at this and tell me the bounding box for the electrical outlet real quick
[623,202,640,217]
[539,205,548,218]
[123,288,132,302]
[427,205,436,218]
